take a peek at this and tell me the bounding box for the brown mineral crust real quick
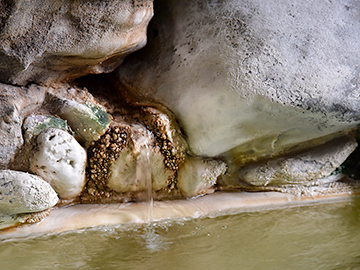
[136,106,186,190]
[21,208,53,224]
[81,124,130,202]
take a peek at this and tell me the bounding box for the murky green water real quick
[1,197,360,270]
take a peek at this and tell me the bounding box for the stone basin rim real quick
[0,191,358,241]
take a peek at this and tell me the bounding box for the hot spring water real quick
[1,197,360,269]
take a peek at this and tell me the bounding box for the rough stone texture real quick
[0,83,46,169]
[234,135,357,187]
[0,0,153,86]
[107,124,172,193]
[177,157,227,197]
[0,170,58,215]
[118,0,360,161]
[83,106,186,202]
[30,128,87,199]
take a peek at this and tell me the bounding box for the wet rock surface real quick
[177,157,227,197]
[0,0,153,85]
[82,107,188,203]
[49,96,111,146]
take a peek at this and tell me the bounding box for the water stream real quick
[136,129,154,223]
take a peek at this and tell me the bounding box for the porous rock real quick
[107,124,172,193]
[118,0,360,161]
[30,128,87,199]
[84,107,186,201]
[0,0,153,85]
[0,170,58,215]
[0,209,52,230]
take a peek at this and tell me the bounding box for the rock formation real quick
[0,0,360,231]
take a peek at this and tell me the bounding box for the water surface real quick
[1,197,360,270]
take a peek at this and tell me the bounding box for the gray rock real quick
[0,170,58,215]
[0,83,46,169]
[118,0,360,161]
[0,0,153,85]
[30,128,87,199]
[177,157,227,197]
[235,135,357,187]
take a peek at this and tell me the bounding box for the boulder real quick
[0,170,58,215]
[0,0,153,85]
[30,128,87,199]
[118,0,360,162]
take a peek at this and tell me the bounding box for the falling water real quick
[135,128,154,223]
[143,139,154,223]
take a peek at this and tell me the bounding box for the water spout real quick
[135,128,154,223]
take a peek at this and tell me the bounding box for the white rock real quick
[236,135,357,187]
[0,170,58,215]
[177,157,227,197]
[30,128,87,199]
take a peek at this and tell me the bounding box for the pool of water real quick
[1,197,360,270]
